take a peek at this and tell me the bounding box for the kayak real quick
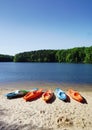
[42,90,53,102]
[5,88,38,99]
[68,89,83,102]
[23,89,43,101]
[55,88,67,101]
[5,89,29,99]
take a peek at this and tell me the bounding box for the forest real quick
[0,54,14,62]
[0,46,92,63]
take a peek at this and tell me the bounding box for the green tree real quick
[84,46,92,63]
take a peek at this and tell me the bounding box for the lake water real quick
[0,63,92,85]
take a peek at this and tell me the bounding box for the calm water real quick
[0,63,92,85]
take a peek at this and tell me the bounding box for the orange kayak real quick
[68,89,83,102]
[23,89,43,101]
[42,90,53,102]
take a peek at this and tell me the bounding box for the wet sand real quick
[0,82,92,130]
[0,81,92,91]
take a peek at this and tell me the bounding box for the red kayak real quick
[42,90,53,102]
[23,89,43,101]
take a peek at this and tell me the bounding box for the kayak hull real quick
[55,88,67,101]
[23,89,43,101]
[42,90,53,102]
[5,88,38,99]
[68,89,83,102]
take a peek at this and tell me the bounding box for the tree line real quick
[0,54,14,62]
[0,46,92,63]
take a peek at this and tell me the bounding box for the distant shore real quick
[0,82,92,130]
[0,46,92,63]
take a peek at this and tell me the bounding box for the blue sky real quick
[0,0,92,55]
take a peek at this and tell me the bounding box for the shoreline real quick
[0,81,92,92]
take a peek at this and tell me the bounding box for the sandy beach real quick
[0,83,92,130]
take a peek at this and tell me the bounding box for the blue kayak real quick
[5,88,38,99]
[55,88,67,101]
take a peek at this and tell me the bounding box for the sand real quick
[0,83,92,130]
